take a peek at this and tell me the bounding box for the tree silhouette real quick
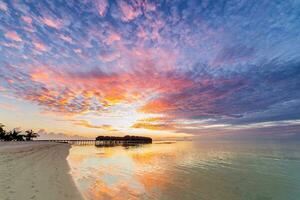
[0,123,39,141]
[10,129,24,141]
[0,123,6,141]
[25,130,39,141]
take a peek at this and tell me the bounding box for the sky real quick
[0,0,300,139]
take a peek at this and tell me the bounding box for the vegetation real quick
[96,135,152,143]
[0,123,39,141]
[25,130,39,141]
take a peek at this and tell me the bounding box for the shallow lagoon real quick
[68,140,300,200]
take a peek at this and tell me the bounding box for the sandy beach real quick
[0,142,83,200]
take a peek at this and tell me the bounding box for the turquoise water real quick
[67,140,300,200]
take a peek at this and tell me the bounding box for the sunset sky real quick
[0,0,300,139]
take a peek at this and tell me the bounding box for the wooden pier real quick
[37,136,152,146]
[36,139,143,146]
[37,139,97,145]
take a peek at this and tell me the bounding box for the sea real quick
[67,140,300,200]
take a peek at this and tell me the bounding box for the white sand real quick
[0,142,83,200]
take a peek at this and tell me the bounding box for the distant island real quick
[95,135,152,144]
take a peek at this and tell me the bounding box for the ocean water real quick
[67,140,300,200]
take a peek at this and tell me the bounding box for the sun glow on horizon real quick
[77,110,163,131]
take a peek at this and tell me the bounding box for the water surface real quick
[67,140,300,200]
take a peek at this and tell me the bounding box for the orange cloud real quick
[17,47,192,114]
[131,116,176,131]
[33,41,47,51]
[41,17,62,29]
[31,69,50,82]
[139,99,175,114]
[73,120,118,131]
[5,31,22,42]
[131,122,175,131]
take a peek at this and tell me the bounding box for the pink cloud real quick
[0,41,21,49]
[137,28,147,39]
[98,51,120,62]
[21,16,33,24]
[0,86,6,92]
[118,0,141,22]
[95,0,108,16]
[3,43,188,117]
[74,48,82,54]
[142,1,156,12]
[41,17,62,29]
[30,66,50,82]
[17,46,191,113]
[0,2,7,11]
[60,34,73,43]
[33,41,47,51]
[105,32,121,44]
[0,103,17,111]
[5,31,22,42]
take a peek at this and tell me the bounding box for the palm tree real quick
[0,123,6,141]
[25,130,39,141]
[1,125,25,141]
[3,132,11,141]
[0,124,6,141]
[10,129,24,141]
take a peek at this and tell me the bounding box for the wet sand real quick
[0,142,83,200]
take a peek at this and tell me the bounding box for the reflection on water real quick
[67,140,300,200]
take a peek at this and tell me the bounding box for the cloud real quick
[72,120,118,131]
[131,122,175,131]
[74,48,82,54]
[37,129,90,140]
[131,116,177,131]
[213,44,255,65]
[95,0,108,16]
[105,32,121,44]
[118,0,142,22]
[30,67,50,82]
[59,34,73,43]
[0,86,6,92]
[40,17,62,29]
[0,103,17,111]
[21,16,32,24]
[5,31,22,42]
[1,0,300,137]
[0,2,7,11]
[98,51,120,62]
[32,41,47,51]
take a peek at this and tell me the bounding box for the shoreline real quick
[0,142,83,200]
